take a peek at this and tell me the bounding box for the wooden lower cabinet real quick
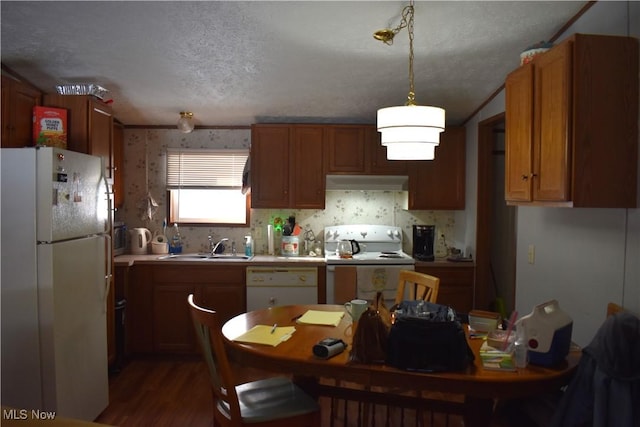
[128,265,153,355]
[153,283,198,353]
[415,264,474,313]
[106,273,116,366]
[112,264,130,367]
[128,264,246,355]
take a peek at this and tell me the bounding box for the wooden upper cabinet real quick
[291,125,325,209]
[505,63,534,202]
[113,121,124,210]
[535,42,571,202]
[251,124,325,209]
[325,125,367,173]
[505,34,638,208]
[43,94,114,181]
[408,126,466,210]
[366,126,408,175]
[251,125,291,208]
[325,124,408,175]
[1,75,42,148]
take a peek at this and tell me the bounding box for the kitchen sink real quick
[157,253,252,261]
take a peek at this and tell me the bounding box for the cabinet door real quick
[106,273,116,366]
[291,125,325,209]
[153,283,198,353]
[251,125,291,208]
[128,265,154,354]
[114,265,129,358]
[1,76,42,148]
[505,64,534,202]
[113,122,124,209]
[325,125,367,173]
[408,127,466,210]
[90,100,114,181]
[366,126,408,175]
[199,284,245,325]
[534,42,571,202]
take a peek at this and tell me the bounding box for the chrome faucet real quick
[210,237,229,255]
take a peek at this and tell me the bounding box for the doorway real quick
[475,113,517,316]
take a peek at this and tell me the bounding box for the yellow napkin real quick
[232,325,296,347]
[296,310,344,326]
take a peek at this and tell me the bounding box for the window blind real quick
[166,149,248,189]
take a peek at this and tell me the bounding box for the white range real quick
[324,224,415,305]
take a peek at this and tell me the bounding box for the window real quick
[167,149,249,225]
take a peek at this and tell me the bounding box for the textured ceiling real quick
[1,1,587,127]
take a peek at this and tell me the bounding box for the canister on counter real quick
[281,236,299,256]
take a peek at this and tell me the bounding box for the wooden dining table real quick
[222,304,580,427]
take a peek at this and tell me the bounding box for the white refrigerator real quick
[1,147,111,420]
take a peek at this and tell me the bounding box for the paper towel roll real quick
[267,225,274,255]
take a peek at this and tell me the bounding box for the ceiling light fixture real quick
[177,111,194,133]
[374,1,445,160]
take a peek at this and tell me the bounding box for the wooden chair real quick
[394,270,440,305]
[187,294,320,427]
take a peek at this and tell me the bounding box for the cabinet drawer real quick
[152,265,245,284]
[416,265,474,287]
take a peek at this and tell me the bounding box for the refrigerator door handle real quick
[100,168,113,235]
[104,234,112,313]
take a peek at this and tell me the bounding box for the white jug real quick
[129,228,151,254]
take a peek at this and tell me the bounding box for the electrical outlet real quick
[528,244,535,264]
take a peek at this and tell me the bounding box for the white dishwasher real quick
[246,267,318,311]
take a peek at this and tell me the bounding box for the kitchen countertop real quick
[114,253,327,267]
[415,258,476,267]
[114,254,474,267]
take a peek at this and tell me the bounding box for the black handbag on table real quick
[387,300,474,372]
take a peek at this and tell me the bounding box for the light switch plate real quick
[528,244,535,264]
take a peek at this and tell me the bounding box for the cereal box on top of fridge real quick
[33,106,67,149]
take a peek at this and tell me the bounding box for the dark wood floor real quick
[96,358,214,427]
[96,358,517,427]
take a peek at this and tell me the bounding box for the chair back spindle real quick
[395,270,440,305]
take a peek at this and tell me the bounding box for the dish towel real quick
[356,266,411,303]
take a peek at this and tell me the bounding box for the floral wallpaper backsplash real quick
[118,129,456,256]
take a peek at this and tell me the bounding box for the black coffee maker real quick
[412,225,435,261]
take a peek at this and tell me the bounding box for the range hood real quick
[325,175,409,191]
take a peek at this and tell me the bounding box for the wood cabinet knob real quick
[521,174,529,181]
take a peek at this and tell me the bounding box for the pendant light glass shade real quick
[177,111,194,133]
[386,141,436,160]
[377,105,445,160]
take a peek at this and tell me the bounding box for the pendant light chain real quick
[405,2,416,106]
[375,0,446,161]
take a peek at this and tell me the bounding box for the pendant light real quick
[375,1,445,160]
[177,111,194,133]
